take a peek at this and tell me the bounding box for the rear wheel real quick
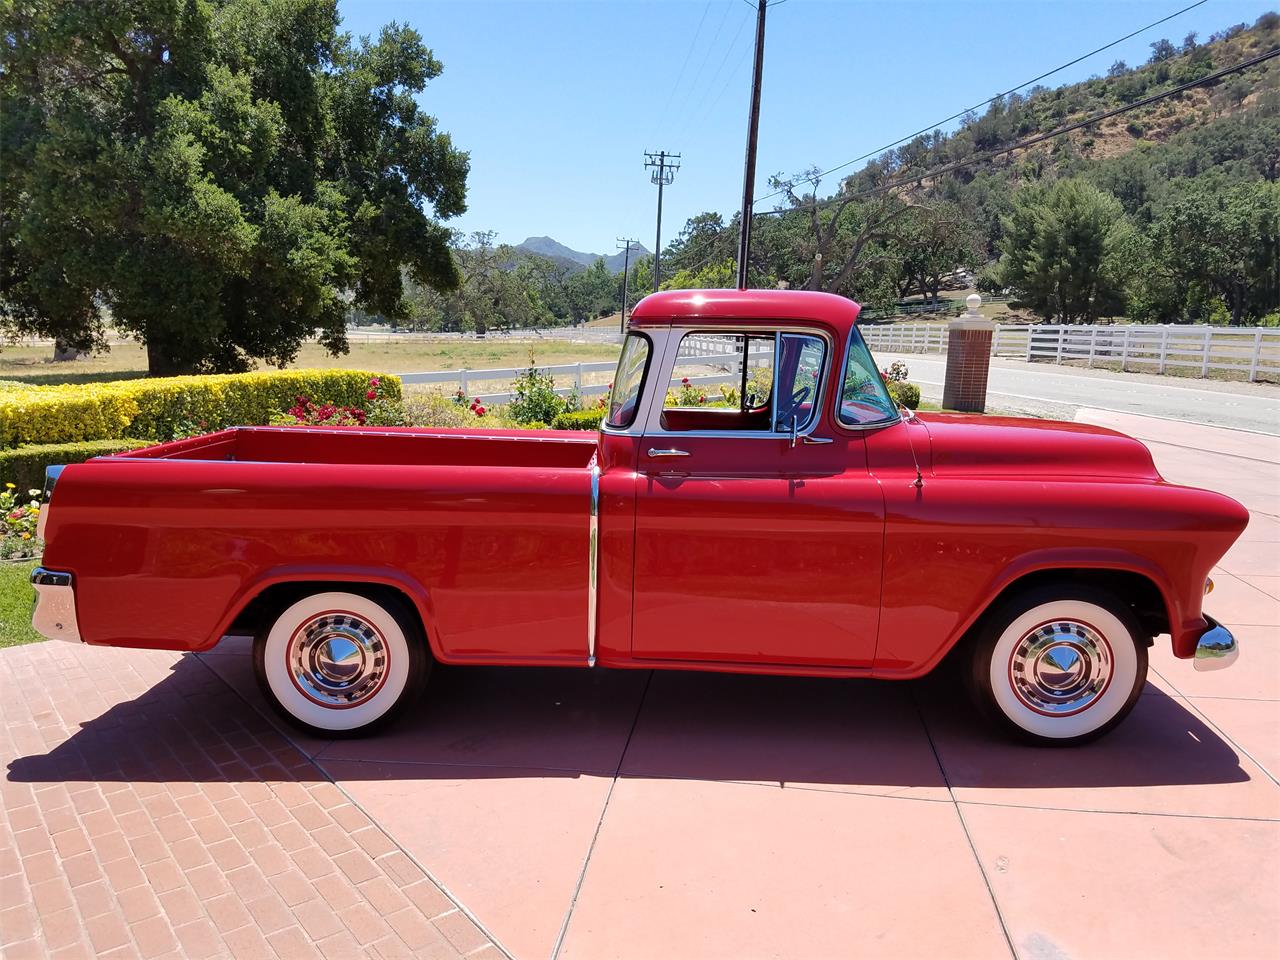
[253,591,429,738]
[967,585,1148,746]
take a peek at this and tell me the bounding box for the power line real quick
[676,4,752,137]
[668,0,734,132]
[754,45,1280,218]
[753,0,1212,205]
[656,2,712,132]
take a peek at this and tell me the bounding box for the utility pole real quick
[644,150,680,292]
[615,238,639,332]
[736,0,768,290]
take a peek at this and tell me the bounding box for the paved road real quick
[876,352,1280,435]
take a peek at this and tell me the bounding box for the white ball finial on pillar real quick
[966,293,982,317]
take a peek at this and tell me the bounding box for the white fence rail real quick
[400,335,772,404]
[345,327,624,344]
[861,323,1280,382]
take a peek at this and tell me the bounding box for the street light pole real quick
[735,0,768,290]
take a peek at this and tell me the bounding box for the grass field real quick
[0,338,622,387]
[0,560,40,648]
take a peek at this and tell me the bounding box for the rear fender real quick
[208,565,444,661]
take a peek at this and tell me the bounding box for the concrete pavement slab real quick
[1186,697,1280,783]
[557,777,1010,960]
[314,665,649,775]
[1076,408,1280,461]
[1241,574,1280,598]
[322,760,613,960]
[1201,569,1280,627]
[960,803,1280,960]
[618,671,950,801]
[1219,540,1280,579]
[1151,625,1280,701]
[917,679,1276,819]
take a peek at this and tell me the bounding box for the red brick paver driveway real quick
[0,646,497,959]
[2,410,1278,959]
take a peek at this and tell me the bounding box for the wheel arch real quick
[924,551,1177,677]
[208,567,443,661]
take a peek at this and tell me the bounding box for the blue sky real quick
[338,0,1274,256]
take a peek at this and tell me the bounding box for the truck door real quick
[630,328,884,668]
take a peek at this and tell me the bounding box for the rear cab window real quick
[606,333,652,428]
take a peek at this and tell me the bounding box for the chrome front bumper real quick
[31,567,81,643]
[1193,615,1237,672]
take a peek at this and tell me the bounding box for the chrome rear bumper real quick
[1193,615,1237,672]
[31,567,81,643]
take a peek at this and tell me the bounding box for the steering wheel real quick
[777,384,811,426]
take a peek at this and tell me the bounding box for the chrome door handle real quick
[647,448,690,458]
[801,435,834,445]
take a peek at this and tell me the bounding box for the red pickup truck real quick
[32,289,1247,745]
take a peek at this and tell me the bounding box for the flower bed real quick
[1,483,41,560]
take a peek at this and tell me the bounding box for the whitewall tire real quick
[968,585,1148,745]
[253,591,429,737]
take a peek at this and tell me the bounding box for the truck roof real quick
[626,288,862,332]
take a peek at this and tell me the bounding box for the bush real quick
[508,363,565,425]
[888,381,921,409]
[550,409,604,431]
[402,392,475,428]
[0,369,400,446]
[0,438,153,491]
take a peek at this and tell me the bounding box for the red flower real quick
[681,377,690,385]
[476,406,486,416]
[699,394,706,403]
[370,377,380,387]
[366,390,377,400]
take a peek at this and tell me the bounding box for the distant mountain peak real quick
[516,236,649,274]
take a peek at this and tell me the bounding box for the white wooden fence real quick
[860,323,1280,382]
[400,334,769,403]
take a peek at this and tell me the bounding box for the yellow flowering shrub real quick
[0,370,401,447]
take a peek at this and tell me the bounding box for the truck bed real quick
[116,425,599,469]
[43,425,599,658]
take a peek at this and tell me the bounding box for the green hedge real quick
[0,369,400,446]
[0,439,154,492]
[888,381,921,409]
[550,409,604,431]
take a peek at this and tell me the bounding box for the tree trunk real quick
[52,338,83,362]
[146,339,190,377]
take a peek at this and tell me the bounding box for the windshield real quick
[838,328,898,426]
[606,333,651,428]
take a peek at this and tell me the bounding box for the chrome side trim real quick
[587,463,600,666]
[1193,615,1237,672]
[31,567,81,643]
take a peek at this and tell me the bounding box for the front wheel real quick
[253,591,429,738]
[967,585,1148,746]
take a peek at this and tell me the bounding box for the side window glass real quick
[773,334,826,434]
[660,333,775,432]
[839,329,898,426]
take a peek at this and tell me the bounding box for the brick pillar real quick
[942,295,994,413]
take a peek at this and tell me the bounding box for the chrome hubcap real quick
[289,613,387,708]
[1010,620,1112,715]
